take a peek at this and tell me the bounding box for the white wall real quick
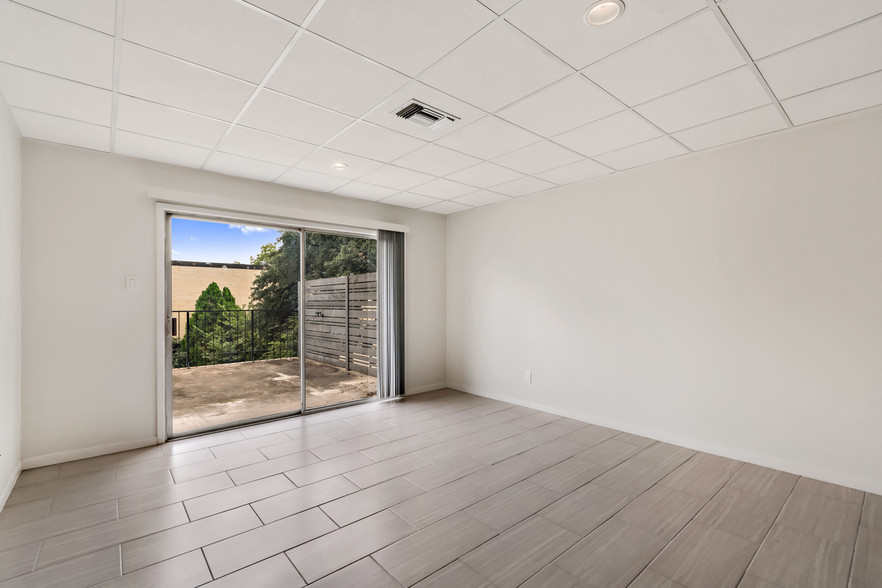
[447,107,882,493]
[21,142,446,465]
[0,92,22,508]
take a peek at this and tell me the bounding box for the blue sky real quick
[171,218,283,264]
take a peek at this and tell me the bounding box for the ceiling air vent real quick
[394,100,458,132]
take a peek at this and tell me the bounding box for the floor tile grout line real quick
[845,490,868,587]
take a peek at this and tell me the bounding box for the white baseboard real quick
[22,437,158,470]
[452,383,882,496]
[406,382,449,395]
[0,461,22,513]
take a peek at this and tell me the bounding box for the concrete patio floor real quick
[172,358,376,434]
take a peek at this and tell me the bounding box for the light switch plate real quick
[125,275,139,292]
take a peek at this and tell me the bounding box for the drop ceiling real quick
[1,0,880,215]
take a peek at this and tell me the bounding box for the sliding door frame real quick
[155,202,379,442]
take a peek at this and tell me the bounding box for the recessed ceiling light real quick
[584,0,625,26]
[331,162,348,170]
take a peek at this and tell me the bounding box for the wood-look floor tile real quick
[259,432,338,459]
[392,478,489,529]
[541,483,631,536]
[321,476,424,527]
[794,477,863,505]
[37,502,188,568]
[555,518,667,587]
[736,574,785,588]
[528,457,608,494]
[122,505,261,572]
[649,521,757,588]
[862,492,882,531]
[592,459,675,498]
[114,448,216,482]
[251,475,358,524]
[56,446,163,479]
[413,561,494,588]
[562,424,620,447]
[745,524,853,588]
[308,557,402,588]
[51,469,173,514]
[632,443,696,468]
[464,455,546,493]
[0,499,119,552]
[310,433,388,461]
[508,412,563,430]
[849,524,882,588]
[404,455,486,491]
[660,461,737,498]
[208,432,291,458]
[373,512,496,587]
[519,564,585,588]
[461,515,580,588]
[519,438,588,467]
[171,449,266,484]
[776,489,861,545]
[575,439,643,468]
[688,452,743,471]
[613,432,656,448]
[285,452,374,487]
[344,453,431,489]
[695,487,784,542]
[203,507,337,579]
[184,473,294,520]
[118,472,233,518]
[465,481,561,533]
[628,569,689,588]
[326,419,399,441]
[6,469,117,507]
[287,509,415,583]
[727,465,798,502]
[161,429,246,456]
[361,435,436,461]
[227,450,320,485]
[97,550,211,588]
[0,545,120,588]
[0,543,38,583]
[12,466,59,487]
[614,484,706,540]
[202,554,304,588]
[0,498,52,529]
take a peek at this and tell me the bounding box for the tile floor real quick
[0,389,878,587]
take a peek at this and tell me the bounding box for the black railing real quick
[172,309,298,368]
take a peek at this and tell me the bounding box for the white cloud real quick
[229,224,268,234]
[172,249,181,255]
[189,236,198,241]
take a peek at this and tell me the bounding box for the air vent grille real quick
[394,100,458,132]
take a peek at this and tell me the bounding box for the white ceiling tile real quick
[393,144,481,176]
[583,10,746,106]
[118,42,255,121]
[781,71,882,126]
[719,0,882,60]
[419,20,572,112]
[0,2,113,88]
[114,131,211,169]
[497,74,626,137]
[673,105,788,150]
[446,162,524,188]
[435,116,541,160]
[493,176,556,197]
[244,0,319,26]
[306,0,494,76]
[239,89,354,144]
[593,136,688,170]
[535,158,613,185]
[505,0,706,69]
[204,152,289,182]
[421,201,474,215]
[267,32,408,117]
[216,126,315,166]
[295,148,383,179]
[554,110,662,157]
[332,182,400,201]
[757,15,882,100]
[325,122,426,162]
[357,165,436,191]
[380,193,442,209]
[12,0,116,34]
[451,190,511,207]
[491,141,583,175]
[11,108,109,151]
[634,67,770,132]
[0,63,111,125]
[362,80,486,142]
[409,178,476,199]
[116,95,229,148]
[123,0,296,83]
[276,168,349,192]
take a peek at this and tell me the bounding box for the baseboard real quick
[22,437,158,470]
[453,383,882,496]
[406,382,450,395]
[0,461,22,513]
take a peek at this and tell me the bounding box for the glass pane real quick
[170,218,301,435]
[303,232,378,410]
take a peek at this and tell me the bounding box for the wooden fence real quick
[303,273,378,376]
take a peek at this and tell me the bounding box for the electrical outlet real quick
[524,371,532,384]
